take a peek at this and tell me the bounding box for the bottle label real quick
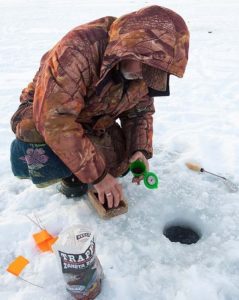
[58,238,95,274]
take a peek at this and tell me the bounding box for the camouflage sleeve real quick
[10,66,39,132]
[10,66,48,143]
[10,51,50,141]
[34,46,107,184]
[118,94,155,160]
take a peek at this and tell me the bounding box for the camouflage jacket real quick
[11,5,189,184]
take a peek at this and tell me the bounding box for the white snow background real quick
[1,0,239,299]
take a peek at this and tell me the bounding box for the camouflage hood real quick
[96,5,190,88]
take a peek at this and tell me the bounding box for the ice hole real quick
[163,220,201,245]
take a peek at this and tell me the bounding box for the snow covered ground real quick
[1,0,239,299]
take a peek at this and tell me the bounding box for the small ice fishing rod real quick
[129,159,159,189]
[186,162,238,192]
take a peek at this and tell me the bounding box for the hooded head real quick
[95,5,190,95]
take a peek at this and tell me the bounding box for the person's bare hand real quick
[93,173,124,208]
[129,151,149,185]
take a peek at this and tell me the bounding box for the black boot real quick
[59,174,88,198]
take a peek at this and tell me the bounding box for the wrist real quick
[91,168,108,185]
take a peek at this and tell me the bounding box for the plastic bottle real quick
[52,225,103,300]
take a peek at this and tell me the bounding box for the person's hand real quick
[129,151,149,185]
[93,173,124,208]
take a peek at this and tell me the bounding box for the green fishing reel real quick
[129,159,159,189]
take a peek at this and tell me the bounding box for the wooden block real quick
[87,188,128,219]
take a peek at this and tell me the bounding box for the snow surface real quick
[1,0,239,299]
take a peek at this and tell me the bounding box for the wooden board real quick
[87,188,128,219]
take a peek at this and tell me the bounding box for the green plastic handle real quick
[129,160,159,189]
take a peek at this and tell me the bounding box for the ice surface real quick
[1,0,239,299]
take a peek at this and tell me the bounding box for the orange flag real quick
[7,256,29,276]
[32,230,58,252]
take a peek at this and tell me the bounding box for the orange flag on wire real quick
[32,229,58,252]
[7,256,29,276]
